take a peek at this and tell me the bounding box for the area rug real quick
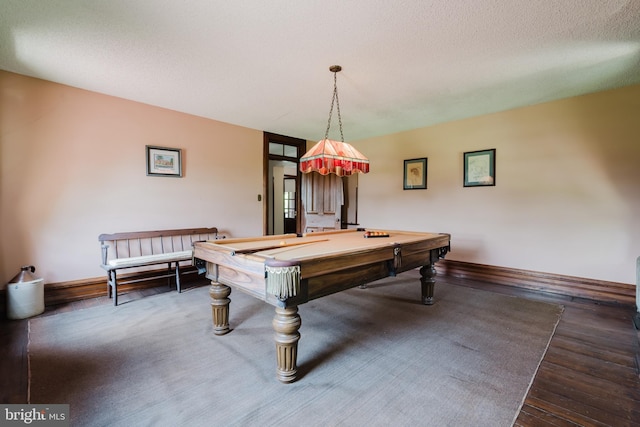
[28,271,563,427]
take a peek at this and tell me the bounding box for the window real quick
[269,143,299,159]
[284,191,296,219]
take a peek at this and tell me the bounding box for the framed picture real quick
[464,149,495,187]
[146,145,183,177]
[403,158,427,190]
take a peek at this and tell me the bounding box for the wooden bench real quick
[99,227,219,305]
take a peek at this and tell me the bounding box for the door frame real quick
[263,132,307,235]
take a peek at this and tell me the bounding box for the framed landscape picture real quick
[403,158,427,190]
[463,149,495,187]
[146,145,183,177]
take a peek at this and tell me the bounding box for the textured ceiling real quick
[1,0,640,141]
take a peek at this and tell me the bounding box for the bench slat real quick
[99,227,218,242]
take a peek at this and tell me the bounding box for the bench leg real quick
[110,270,118,306]
[167,263,172,289]
[176,262,182,293]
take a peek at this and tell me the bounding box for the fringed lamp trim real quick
[266,265,301,300]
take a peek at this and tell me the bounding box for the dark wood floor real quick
[446,276,640,427]
[2,276,639,426]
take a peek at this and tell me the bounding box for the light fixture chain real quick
[323,83,335,140]
[334,73,344,142]
[323,70,345,142]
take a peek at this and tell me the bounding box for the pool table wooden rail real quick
[194,243,267,301]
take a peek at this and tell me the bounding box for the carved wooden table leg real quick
[272,306,301,383]
[210,281,231,335]
[420,263,437,305]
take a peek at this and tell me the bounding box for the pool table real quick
[193,228,450,383]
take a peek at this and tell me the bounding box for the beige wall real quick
[354,85,640,284]
[1,71,264,287]
[1,71,638,288]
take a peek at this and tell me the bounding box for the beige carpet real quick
[28,271,563,426]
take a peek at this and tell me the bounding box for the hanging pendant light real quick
[300,65,370,177]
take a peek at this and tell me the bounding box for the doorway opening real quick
[263,133,306,235]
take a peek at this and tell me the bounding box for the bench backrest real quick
[99,227,218,263]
